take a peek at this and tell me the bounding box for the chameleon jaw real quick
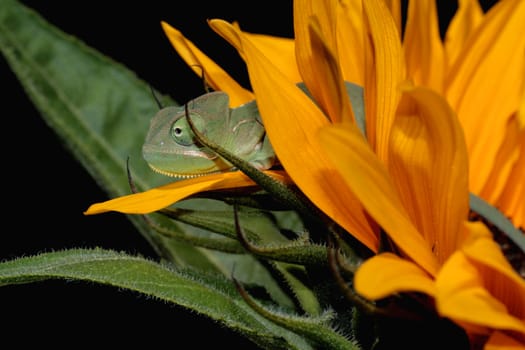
[147,163,228,179]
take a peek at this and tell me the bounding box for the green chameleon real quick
[142,82,365,178]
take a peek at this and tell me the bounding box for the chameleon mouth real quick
[147,164,224,179]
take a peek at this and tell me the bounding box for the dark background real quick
[0,1,496,348]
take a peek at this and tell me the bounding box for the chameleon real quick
[142,82,365,178]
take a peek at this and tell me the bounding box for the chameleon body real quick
[142,82,365,178]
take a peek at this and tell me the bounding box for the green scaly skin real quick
[142,82,365,178]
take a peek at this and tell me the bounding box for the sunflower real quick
[85,0,525,347]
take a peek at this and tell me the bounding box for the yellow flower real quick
[85,1,525,346]
[210,0,525,346]
[438,0,525,230]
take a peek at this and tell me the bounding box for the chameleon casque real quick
[142,82,365,178]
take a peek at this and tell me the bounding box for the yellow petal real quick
[462,224,525,318]
[485,331,525,350]
[294,0,338,103]
[436,252,525,337]
[389,86,469,263]
[403,0,445,92]
[305,17,357,124]
[241,32,302,84]
[383,0,402,37]
[445,0,525,193]
[335,0,366,85]
[209,19,379,251]
[444,0,483,67]
[160,21,253,106]
[480,115,521,204]
[496,127,525,229]
[319,124,438,276]
[294,0,356,124]
[84,170,290,215]
[354,252,436,300]
[362,0,405,163]
[436,223,525,336]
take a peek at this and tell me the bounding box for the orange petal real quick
[445,0,525,193]
[485,331,525,350]
[383,0,402,36]
[496,126,525,229]
[354,252,436,300]
[209,19,379,251]
[388,86,469,263]
[294,0,338,102]
[241,32,302,84]
[335,0,366,85]
[84,170,290,215]
[462,223,525,319]
[305,17,357,124]
[319,124,438,276]
[444,0,483,67]
[403,0,445,92]
[436,222,525,336]
[362,0,405,163]
[160,21,253,106]
[480,115,521,204]
[294,1,357,124]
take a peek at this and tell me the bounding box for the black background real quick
[1,1,496,348]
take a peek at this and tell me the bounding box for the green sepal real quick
[235,208,329,266]
[160,204,292,242]
[234,278,361,350]
[270,262,322,316]
[326,242,385,317]
[469,193,525,253]
[143,212,245,253]
[194,189,294,211]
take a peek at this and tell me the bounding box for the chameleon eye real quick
[173,126,183,137]
[170,117,195,146]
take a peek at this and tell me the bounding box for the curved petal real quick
[436,251,525,337]
[84,170,290,215]
[294,0,339,106]
[306,18,357,124]
[436,223,525,337]
[354,252,436,300]
[294,1,357,124]
[445,0,525,193]
[241,32,302,84]
[362,0,405,163]
[160,21,253,106]
[480,115,521,204]
[403,0,445,92]
[389,86,469,263]
[444,0,483,67]
[209,19,379,251]
[462,224,525,320]
[335,0,366,85]
[383,0,402,36]
[485,331,525,350]
[319,124,439,276]
[496,127,525,229]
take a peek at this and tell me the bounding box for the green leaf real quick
[0,248,314,349]
[0,0,185,261]
[0,0,263,278]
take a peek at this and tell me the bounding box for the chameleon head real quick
[142,106,233,178]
